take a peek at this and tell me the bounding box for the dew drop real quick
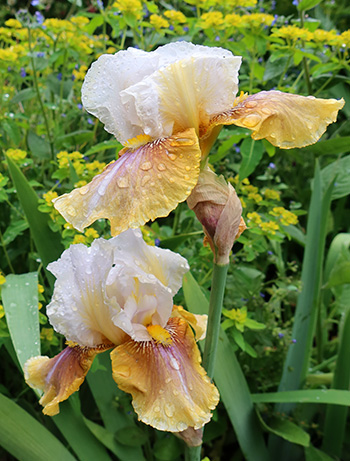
[117,177,129,188]
[66,206,77,216]
[185,166,190,171]
[242,114,261,128]
[154,405,160,413]
[79,185,90,195]
[157,174,162,179]
[164,403,174,417]
[168,153,177,161]
[169,177,175,183]
[184,175,190,180]
[140,161,152,171]
[165,377,172,384]
[245,100,257,108]
[157,163,166,171]
[141,175,151,186]
[159,388,165,394]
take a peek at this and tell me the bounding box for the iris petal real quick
[209,90,344,148]
[24,345,110,415]
[111,317,219,432]
[53,128,201,236]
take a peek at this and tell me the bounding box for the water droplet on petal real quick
[117,177,129,188]
[242,114,261,128]
[165,403,175,417]
[185,166,190,171]
[169,177,175,183]
[141,175,151,186]
[165,377,172,384]
[168,153,177,161]
[79,185,90,195]
[245,100,257,108]
[66,206,77,216]
[140,161,152,171]
[157,163,166,171]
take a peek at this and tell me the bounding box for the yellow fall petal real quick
[209,90,344,149]
[53,128,201,236]
[111,317,219,432]
[24,344,109,415]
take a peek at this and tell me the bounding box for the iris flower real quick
[53,42,344,235]
[24,229,219,433]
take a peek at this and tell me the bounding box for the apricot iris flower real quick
[53,42,344,236]
[24,229,219,433]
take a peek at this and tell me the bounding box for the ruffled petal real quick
[111,317,219,432]
[24,345,109,415]
[47,238,126,347]
[209,90,344,148]
[82,42,240,144]
[53,128,201,236]
[171,305,207,341]
[121,50,241,139]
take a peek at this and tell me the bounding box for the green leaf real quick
[257,410,310,447]
[297,0,322,11]
[153,436,182,461]
[27,131,51,160]
[6,156,64,287]
[2,119,21,145]
[84,139,122,157]
[245,318,266,330]
[2,273,40,371]
[0,393,76,461]
[305,445,334,461]
[326,261,350,288]
[56,130,94,148]
[2,219,29,245]
[289,137,350,157]
[183,272,270,461]
[322,308,350,457]
[114,426,148,447]
[252,389,350,405]
[46,74,73,99]
[321,155,350,200]
[159,231,203,251]
[239,138,264,180]
[53,399,111,461]
[10,88,37,104]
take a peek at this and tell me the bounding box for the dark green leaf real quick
[0,393,76,461]
[10,88,37,104]
[239,138,264,180]
[298,0,322,11]
[27,131,51,160]
[305,445,334,461]
[2,219,29,245]
[153,436,182,461]
[321,155,350,200]
[57,130,94,148]
[114,426,148,447]
[6,156,64,287]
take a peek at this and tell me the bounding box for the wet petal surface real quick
[53,128,201,236]
[111,317,219,432]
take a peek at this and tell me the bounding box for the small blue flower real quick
[97,0,104,9]
[31,0,40,5]
[87,118,94,125]
[35,11,44,24]
[271,14,278,26]
[278,332,284,338]
[36,51,45,57]
[154,238,161,247]
[292,0,299,5]
[271,0,276,9]
[183,26,189,32]
[7,66,12,72]
[169,25,174,31]
[57,72,62,81]
[71,74,76,81]
[77,103,83,110]
[259,292,266,298]
[268,162,276,169]
[20,67,27,78]
[267,250,273,255]
[61,113,67,118]
[292,338,297,343]
[215,36,220,41]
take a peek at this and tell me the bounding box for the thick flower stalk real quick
[24,230,219,438]
[52,42,344,236]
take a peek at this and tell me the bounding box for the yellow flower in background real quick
[149,14,169,30]
[270,207,298,226]
[113,0,143,19]
[200,12,225,30]
[5,148,27,162]
[0,274,6,285]
[247,212,262,225]
[0,304,5,319]
[264,189,281,201]
[272,25,314,42]
[24,230,218,435]
[72,234,86,244]
[259,221,279,235]
[53,42,343,237]
[164,10,187,24]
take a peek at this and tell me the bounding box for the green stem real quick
[27,27,54,158]
[185,446,201,461]
[299,11,312,94]
[203,263,229,378]
[0,229,15,274]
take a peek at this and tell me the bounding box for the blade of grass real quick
[0,393,76,461]
[252,389,350,405]
[183,272,270,461]
[2,273,40,371]
[322,308,350,457]
[6,156,64,287]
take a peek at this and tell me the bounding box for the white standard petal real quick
[110,229,189,295]
[47,238,125,347]
[82,42,241,143]
[121,48,242,139]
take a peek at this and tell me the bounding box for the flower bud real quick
[187,167,246,265]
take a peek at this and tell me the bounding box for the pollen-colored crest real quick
[53,128,201,236]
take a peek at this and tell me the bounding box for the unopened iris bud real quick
[187,166,246,265]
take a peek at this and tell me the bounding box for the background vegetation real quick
[0,0,350,460]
